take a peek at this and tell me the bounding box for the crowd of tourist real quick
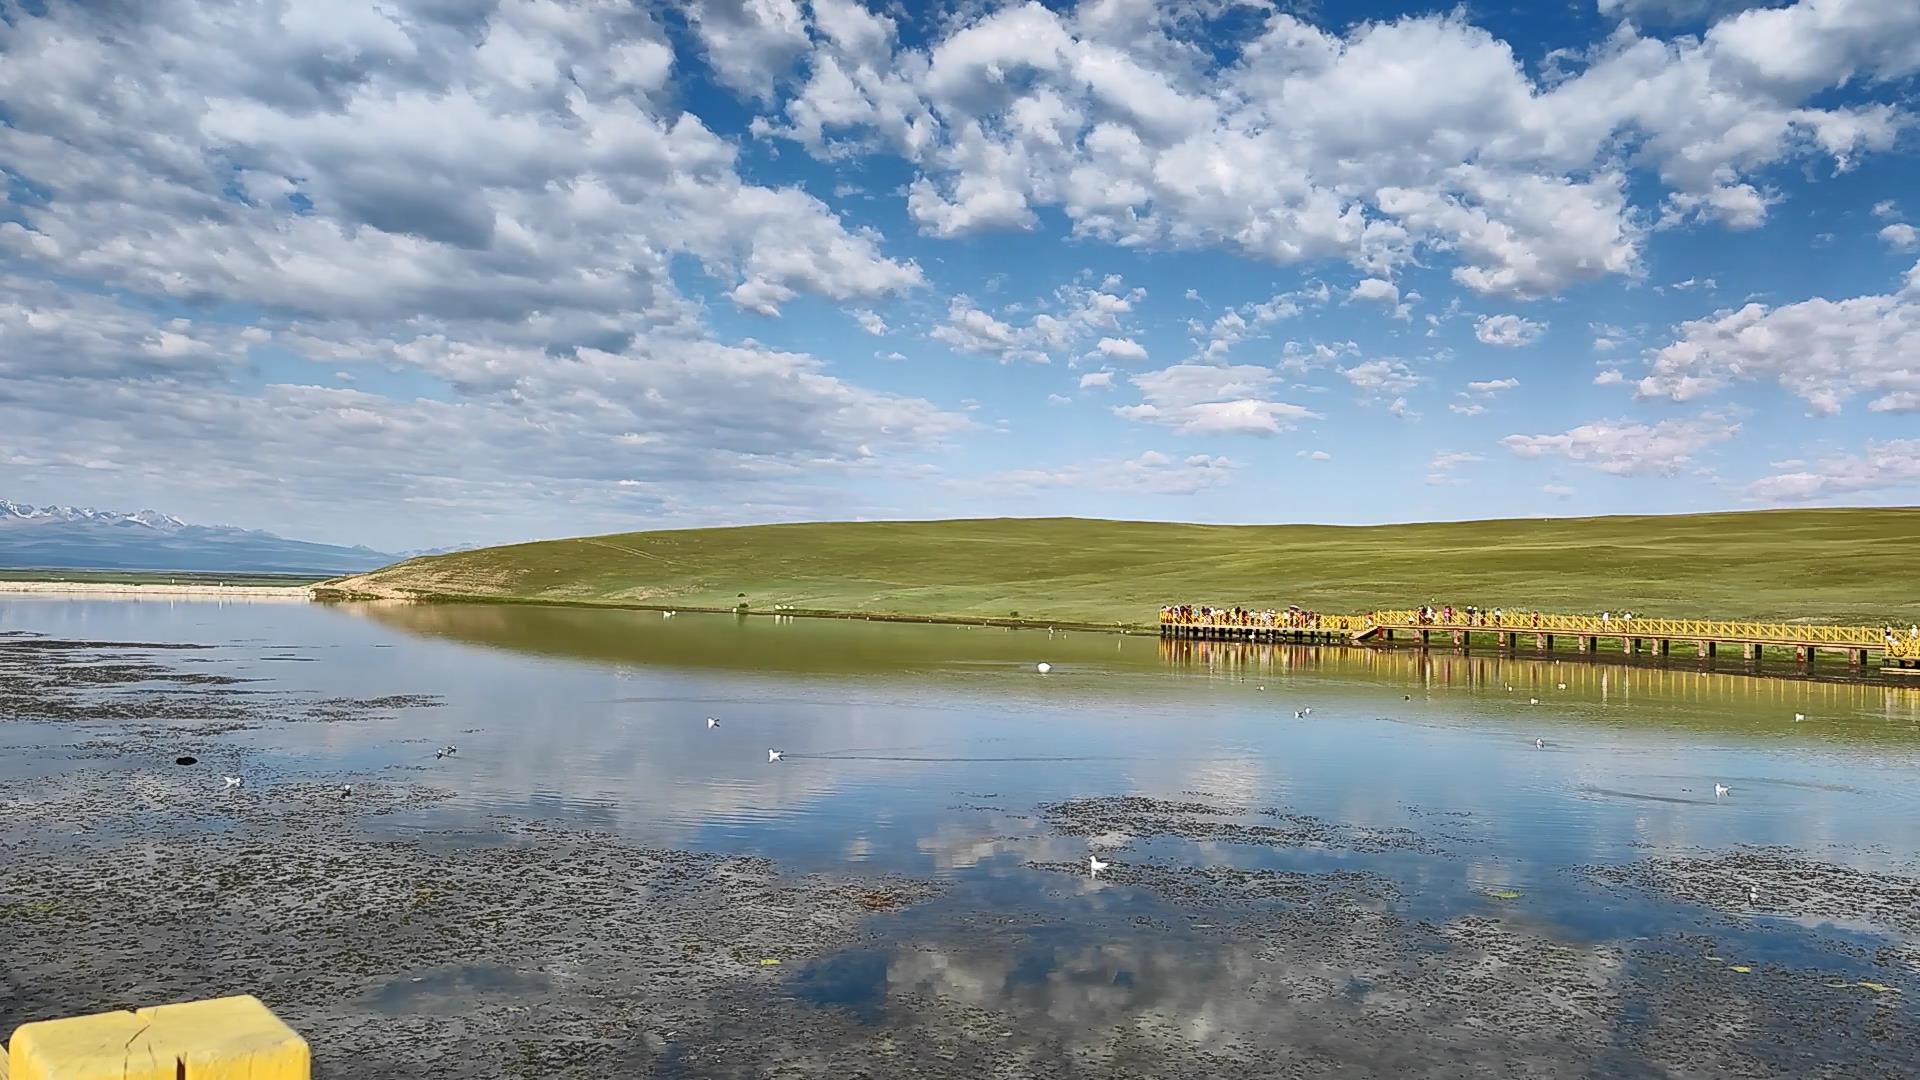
[1160,604,1329,629]
[1164,606,1920,652]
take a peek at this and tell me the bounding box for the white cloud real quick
[1079,370,1115,390]
[1542,483,1575,498]
[1594,369,1625,385]
[1449,402,1487,416]
[977,450,1239,496]
[1501,415,1739,476]
[1881,223,1919,252]
[1047,393,1073,405]
[1349,279,1400,305]
[931,296,1034,361]
[1096,336,1149,362]
[1194,283,1329,359]
[1474,314,1547,347]
[1342,359,1424,395]
[771,3,1916,299]
[1466,377,1520,395]
[1637,260,1920,413]
[853,309,889,335]
[1118,364,1319,436]
[1299,449,1332,461]
[1388,396,1416,419]
[929,278,1145,364]
[1347,278,1412,320]
[681,0,811,103]
[1748,439,1920,502]
[1872,199,1900,220]
[1426,448,1481,482]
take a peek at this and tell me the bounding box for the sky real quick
[1,0,1917,551]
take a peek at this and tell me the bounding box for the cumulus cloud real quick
[1342,359,1425,396]
[1881,223,1920,251]
[680,0,811,102]
[1118,364,1320,436]
[0,2,923,327]
[1078,371,1115,390]
[1192,283,1330,359]
[1636,260,1920,413]
[0,1,959,545]
[1474,315,1547,347]
[1299,449,1332,461]
[1748,439,1920,502]
[1501,415,1739,476]
[1466,378,1520,395]
[930,278,1145,364]
[772,1,1913,297]
[853,309,889,335]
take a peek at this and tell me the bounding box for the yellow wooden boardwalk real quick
[1158,606,1920,672]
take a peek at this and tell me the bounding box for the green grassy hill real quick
[318,509,1919,628]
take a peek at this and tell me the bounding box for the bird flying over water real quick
[1533,738,1545,749]
[768,749,783,762]
[223,776,242,788]
[707,717,719,729]
[1715,783,1731,798]
[1089,855,1109,877]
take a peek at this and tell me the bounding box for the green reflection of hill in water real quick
[345,603,1920,748]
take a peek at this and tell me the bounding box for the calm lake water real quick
[5,595,1920,1064]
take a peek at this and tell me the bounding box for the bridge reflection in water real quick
[1160,607,1920,676]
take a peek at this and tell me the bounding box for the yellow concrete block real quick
[7,1009,172,1080]
[8,995,307,1080]
[136,996,308,1080]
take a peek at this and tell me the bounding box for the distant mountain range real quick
[0,500,407,574]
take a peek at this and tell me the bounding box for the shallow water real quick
[4,596,1919,1073]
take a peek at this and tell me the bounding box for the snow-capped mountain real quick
[1,501,189,529]
[0,500,400,574]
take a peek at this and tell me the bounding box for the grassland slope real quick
[318,509,1919,627]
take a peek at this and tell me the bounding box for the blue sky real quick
[1,0,1916,550]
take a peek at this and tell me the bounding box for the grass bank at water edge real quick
[316,509,1920,629]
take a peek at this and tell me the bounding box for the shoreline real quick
[0,580,313,599]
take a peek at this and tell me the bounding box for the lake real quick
[3,596,1917,1077]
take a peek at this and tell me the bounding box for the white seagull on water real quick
[1794,713,1806,722]
[1037,662,1052,674]
[768,749,784,763]
[1533,738,1546,749]
[1715,783,1731,798]
[223,776,243,789]
[1088,854,1109,877]
[340,784,354,798]
[1529,698,1540,706]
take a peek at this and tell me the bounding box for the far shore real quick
[0,580,313,599]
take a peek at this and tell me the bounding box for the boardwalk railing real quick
[1158,607,1920,665]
